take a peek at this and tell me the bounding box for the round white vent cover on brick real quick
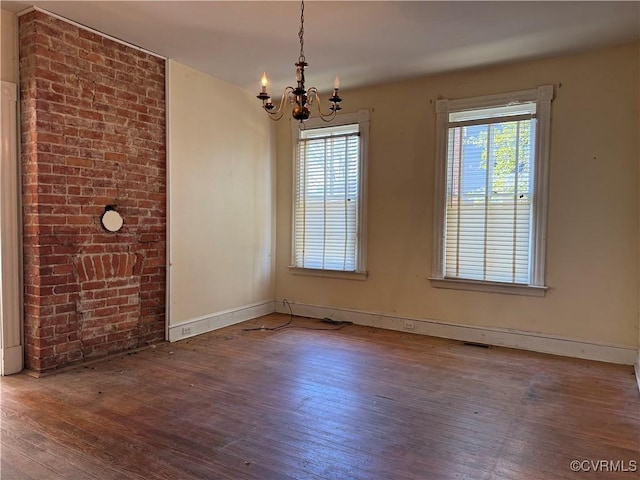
[101,208,123,233]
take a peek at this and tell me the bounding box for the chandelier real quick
[257,0,342,122]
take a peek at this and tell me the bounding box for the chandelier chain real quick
[298,0,305,63]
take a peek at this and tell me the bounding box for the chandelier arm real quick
[264,87,296,121]
[307,87,338,122]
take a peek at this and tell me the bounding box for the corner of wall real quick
[166,62,276,331]
[1,8,20,84]
[635,350,640,392]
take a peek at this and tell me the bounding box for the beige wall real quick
[1,9,19,83]
[275,43,640,349]
[168,61,275,326]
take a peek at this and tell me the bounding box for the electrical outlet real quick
[403,320,415,330]
[181,326,192,336]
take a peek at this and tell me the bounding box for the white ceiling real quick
[3,1,640,94]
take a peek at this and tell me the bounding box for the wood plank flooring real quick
[1,313,638,479]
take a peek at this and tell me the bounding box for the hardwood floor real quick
[1,313,638,479]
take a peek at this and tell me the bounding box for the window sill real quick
[429,277,547,297]
[289,266,368,281]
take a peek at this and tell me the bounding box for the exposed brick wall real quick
[19,11,166,373]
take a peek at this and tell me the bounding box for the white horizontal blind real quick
[294,124,360,271]
[444,104,536,284]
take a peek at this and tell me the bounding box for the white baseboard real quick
[168,300,275,342]
[167,299,636,367]
[276,301,637,365]
[1,344,23,375]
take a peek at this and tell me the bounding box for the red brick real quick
[63,32,92,50]
[82,334,107,348]
[78,109,103,121]
[103,152,126,162]
[39,294,71,307]
[78,50,103,64]
[90,256,103,280]
[77,28,103,44]
[49,60,75,76]
[67,216,92,225]
[105,278,132,289]
[65,157,93,168]
[60,104,82,117]
[54,303,76,315]
[48,37,79,57]
[115,255,127,277]
[79,299,107,312]
[106,296,130,307]
[39,273,71,286]
[118,286,138,296]
[54,341,81,354]
[53,284,79,294]
[94,306,118,318]
[20,10,166,373]
[33,67,65,84]
[70,90,95,108]
[106,331,135,343]
[118,304,139,315]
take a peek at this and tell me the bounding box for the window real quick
[291,111,369,277]
[432,86,553,295]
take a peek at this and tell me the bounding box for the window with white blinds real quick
[445,105,535,283]
[432,86,553,294]
[293,112,368,273]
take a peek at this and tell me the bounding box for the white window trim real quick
[431,85,553,295]
[289,110,370,278]
[1,81,24,375]
[288,266,368,281]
